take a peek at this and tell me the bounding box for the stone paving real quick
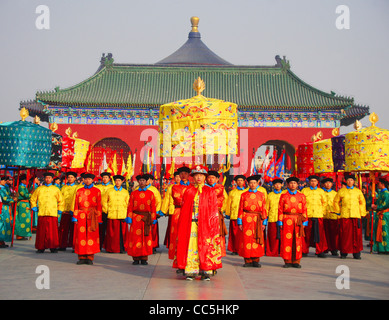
[0,217,388,300]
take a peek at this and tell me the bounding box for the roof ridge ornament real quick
[191,16,199,32]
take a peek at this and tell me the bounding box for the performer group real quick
[1,164,387,281]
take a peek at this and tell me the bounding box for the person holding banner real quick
[206,170,228,257]
[95,172,114,250]
[237,175,268,268]
[225,175,247,255]
[30,172,64,253]
[166,166,191,273]
[126,174,157,265]
[103,174,130,253]
[301,175,328,258]
[322,177,339,256]
[277,177,308,268]
[72,173,102,264]
[333,174,366,259]
[265,178,284,257]
[0,176,15,248]
[371,177,389,254]
[58,171,78,250]
[14,174,32,240]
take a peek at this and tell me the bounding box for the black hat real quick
[146,174,155,180]
[321,177,333,184]
[247,175,259,182]
[136,174,148,181]
[253,174,262,181]
[286,176,299,184]
[345,174,356,181]
[208,170,220,178]
[66,171,77,178]
[308,175,320,181]
[173,171,180,176]
[1,176,8,181]
[379,177,389,186]
[43,172,54,178]
[272,178,283,184]
[83,173,95,179]
[19,174,27,182]
[113,175,125,181]
[100,172,111,178]
[233,175,246,181]
[177,166,191,174]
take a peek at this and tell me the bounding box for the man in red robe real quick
[168,166,192,274]
[126,174,157,265]
[206,170,228,257]
[237,175,268,267]
[72,173,102,265]
[175,165,222,281]
[277,176,308,268]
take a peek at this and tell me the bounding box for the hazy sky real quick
[1,0,388,134]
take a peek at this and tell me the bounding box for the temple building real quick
[20,17,369,176]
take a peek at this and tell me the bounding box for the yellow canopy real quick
[345,113,389,172]
[159,78,238,158]
[313,138,334,173]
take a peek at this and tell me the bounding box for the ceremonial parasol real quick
[344,112,389,252]
[158,77,238,167]
[313,133,334,174]
[296,132,321,178]
[0,108,52,246]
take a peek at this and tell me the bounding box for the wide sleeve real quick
[73,189,80,220]
[277,194,285,225]
[333,191,341,215]
[30,187,40,209]
[150,193,157,221]
[96,189,103,223]
[237,193,245,225]
[160,185,172,215]
[18,186,31,200]
[225,190,233,216]
[56,188,65,213]
[127,193,134,220]
[358,190,367,217]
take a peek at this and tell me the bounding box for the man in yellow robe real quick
[102,174,130,253]
[301,175,328,257]
[225,175,247,255]
[265,178,284,256]
[333,174,366,259]
[321,177,339,256]
[58,171,78,250]
[30,172,64,253]
[95,172,114,249]
[160,171,180,248]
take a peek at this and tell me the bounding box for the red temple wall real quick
[55,123,333,176]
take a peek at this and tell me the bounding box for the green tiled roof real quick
[35,61,354,110]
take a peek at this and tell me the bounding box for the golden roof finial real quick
[369,112,378,127]
[191,16,199,32]
[20,107,29,121]
[193,77,205,96]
